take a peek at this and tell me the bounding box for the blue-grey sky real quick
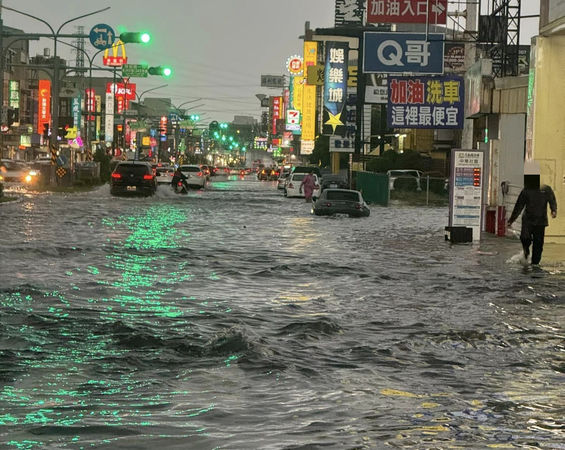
[2,1,539,124]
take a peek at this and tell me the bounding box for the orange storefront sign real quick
[37,79,51,134]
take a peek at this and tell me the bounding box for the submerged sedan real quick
[312,189,370,217]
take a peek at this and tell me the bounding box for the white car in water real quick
[179,164,206,189]
[155,166,174,185]
[284,172,321,199]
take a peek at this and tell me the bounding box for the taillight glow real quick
[197,172,203,176]
[111,173,121,179]
[143,174,154,180]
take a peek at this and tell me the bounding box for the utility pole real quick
[461,1,479,150]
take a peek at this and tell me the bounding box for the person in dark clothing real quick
[507,174,557,265]
[171,167,189,191]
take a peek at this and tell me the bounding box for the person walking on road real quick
[507,163,557,266]
[299,170,318,203]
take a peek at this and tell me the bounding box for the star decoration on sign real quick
[325,111,344,133]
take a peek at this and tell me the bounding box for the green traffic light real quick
[120,31,151,44]
[148,66,173,78]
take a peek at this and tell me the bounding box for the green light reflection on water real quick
[6,440,44,450]
[98,205,192,317]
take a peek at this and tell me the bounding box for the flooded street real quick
[0,177,564,449]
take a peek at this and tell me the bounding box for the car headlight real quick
[25,174,33,183]
[29,170,38,176]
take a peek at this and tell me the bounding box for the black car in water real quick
[312,188,370,217]
[110,161,156,196]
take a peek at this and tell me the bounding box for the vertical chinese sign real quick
[323,41,349,136]
[301,41,318,154]
[387,75,464,129]
[72,94,82,130]
[85,89,96,121]
[37,80,51,134]
[449,149,485,241]
[271,96,282,135]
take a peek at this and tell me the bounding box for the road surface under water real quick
[0,176,564,449]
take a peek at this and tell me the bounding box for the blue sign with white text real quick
[363,32,445,75]
[386,75,464,129]
[89,24,115,50]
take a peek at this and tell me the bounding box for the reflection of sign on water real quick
[449,149,485,241]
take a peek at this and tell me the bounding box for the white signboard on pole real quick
[449,149,485,241]
[105,92,114,143]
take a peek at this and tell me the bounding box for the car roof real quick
[116,161,152,166]
[324,188,360,193]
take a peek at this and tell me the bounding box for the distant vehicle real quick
[387,169,423,191]
[284,172,321,199]
[319,174,348,191]
[0,159,40,185]
[290,165,322,178]
[179,164,206,188]
[154,166,174,185]
[277,168,291,189]
[200,164,212,180]
[110,161,156,196]
[313,189,370,217]
[214,167,231,178]
[258,167,279,181]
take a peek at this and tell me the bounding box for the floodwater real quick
[0,176,563,449]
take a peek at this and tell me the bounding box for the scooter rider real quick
[171,166,189,191]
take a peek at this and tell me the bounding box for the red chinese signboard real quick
[367,0,447,24]
[271,96,282,135]
[37,79,51,134]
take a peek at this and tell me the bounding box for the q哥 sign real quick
[387,75,464,129]
[363,32,444,74]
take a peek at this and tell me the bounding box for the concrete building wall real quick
[532,35,565,242]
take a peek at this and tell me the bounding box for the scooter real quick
[173,180,189,194]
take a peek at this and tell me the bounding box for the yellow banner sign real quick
[302,42,318,143]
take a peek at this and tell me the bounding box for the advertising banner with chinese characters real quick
[105,92,114,143]
[363,32,444,75]
[72,94,82,130]
[37,79,51,134]
[367,0,448,24]
[85,89,96,121]
[323,41,349,136]
[387,75,464,129]
[301,41,318,143]
[9,81,19,108]
[271,96,283,134]
[449,149,485,241]
[335,0,365,27]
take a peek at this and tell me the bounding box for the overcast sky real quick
[2,0,539,124]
